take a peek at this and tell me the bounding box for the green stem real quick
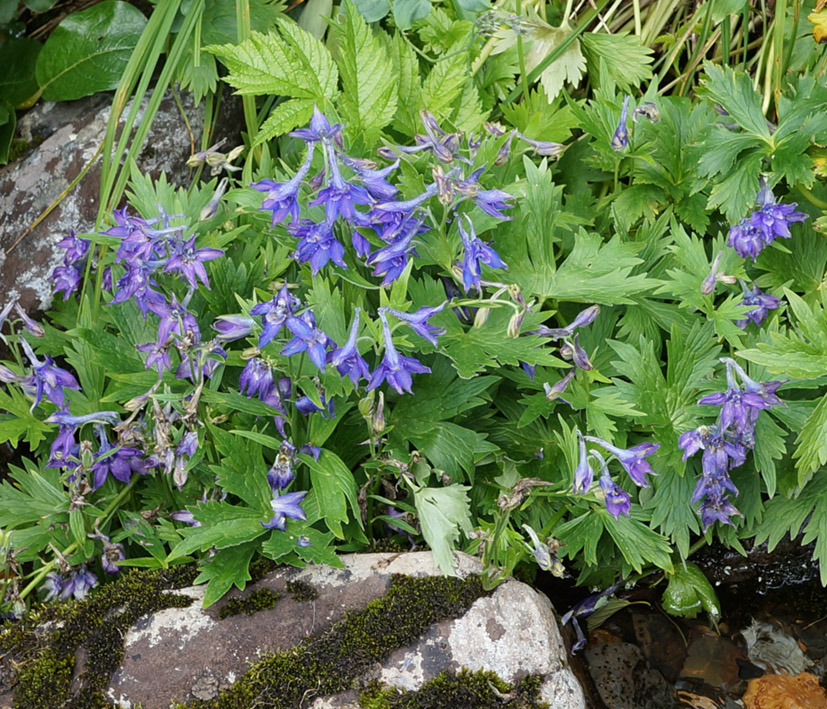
[236,0,258,144]
[515,0,530,105]
[797,185,827,210]
[772,0,788,116]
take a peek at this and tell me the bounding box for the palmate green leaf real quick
[452,81,488,133]
[508,230,659,304]
[602,511,674,573]
[421,51,467,121]
[413,483,473,575]
[398,419,498,481]
[580,32,653,91]
[0,388,50,448]
[193,541,258,608]
[0,463,67,529]
[300,450,361,538]
[206,20,337,103]
[334,2,397,144]
[167,501,269,561]
[697,62,772,140]
[493,11,585,101]
[500,88,578,143]
[352,0,390,22]
[612,183,663,231]
[35,1,147,101]
[647,465,699,559]
[209,426,272,513]
[753,413,787,498]
[754,473,827,585]
[793,395,827,488]
[706,151,764,222]
[261,526,343,567]
[555,511,603,566]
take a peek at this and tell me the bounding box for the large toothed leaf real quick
[334,2,397,143]
[206,19,337,104]
[414,483,473,575]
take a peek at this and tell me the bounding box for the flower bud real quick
[358,390,375,419]
[372,391,385,435]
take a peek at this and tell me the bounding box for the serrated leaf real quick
[300,450,361,538]
[35,1,147,101]
[167,502,268,561]
[493,11,584,101]
[602,511,674,573]
[334,2,397,143]
[698,62,772,139]
[193,542,258,607]
[413,484,472,575]
[581,32,653,91]
[793,395,827,487]
[253,97,315,145]
[206,20,337,103]
[421,51,467,120]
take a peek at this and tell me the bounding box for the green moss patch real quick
[217,588,282,620]
[0,565,198,709]
[361,669,549,708]
[285,579,318,602]
[179,573,485,709]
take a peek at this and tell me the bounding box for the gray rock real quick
[99,552,585,708]
[0,91,236,313]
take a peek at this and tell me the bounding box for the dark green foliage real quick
[217,588,282,619]
[286,580,318,602]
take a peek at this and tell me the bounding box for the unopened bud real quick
[507,309,526,338]
[358,390,375,419]
[474,306,492,329]
[372,391,385,435]
[544,369,576,400]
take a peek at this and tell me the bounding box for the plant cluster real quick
[1,0,827,635]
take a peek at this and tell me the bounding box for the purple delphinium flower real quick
[213,315,256,342]
[240,357,274,400]
[593,450,631,519]
[136,340,172,374]
[309,143,372,224]
[48,424,76,469]
[727,222,766,259]
[457,216,507,293]
[367,308,430,395]
[583,435,659,487]
[736,284,780,328]
[171,509,201,526]
[697,359,775,434]
[328,307,370,386]
[147,295,200,347]
[290,219,347,274]
[262,490,308,530]
[385,303,447,347]
[163,236,223,289]
[110,264,165,317]
[44,410,120,427]
[572,432,593,494]
[296,393,335,418]
[543,368,576,402]
[90,532,126,575]
[338,155,399,201]
[251,142,316,227]
[533,305,600,340]
[20,338,81,411]
[177,430,199,457]
[250,285,300,349]
[51,265,84,301]
[90,428,147,490]
[281,312,333,372]
[514,131,565,158]
[452,168,514,220]
[267,440,297,492]
[611,96,630,151]
[57,564,98,601]
[367,230,418,285]
[728,182,807,259]
[289,106,342,144]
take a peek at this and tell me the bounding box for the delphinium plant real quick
[0,0,827,625]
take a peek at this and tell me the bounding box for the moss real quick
[360,669,549,708]
[286,579,318,602]
[217,589,281,620]
[0,565,198,709]
[180,573,485,709]
[3,564,498,708]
